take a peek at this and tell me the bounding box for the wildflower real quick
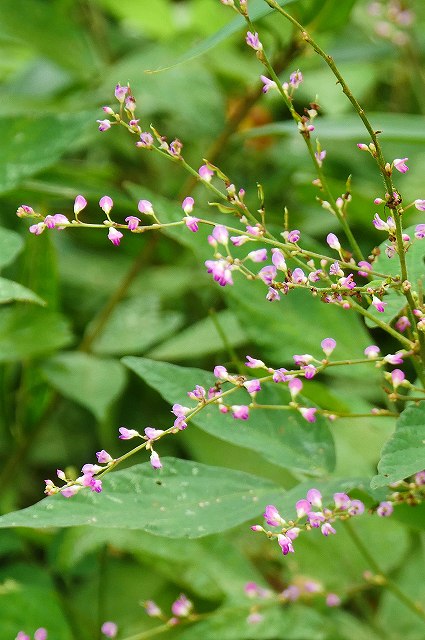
[321,522,336,536]
[414,199,425,211]
[293,354,314,366]
[44,214,69,229]
[333,493,351,510]
[138,199,154,215]
[232,405,249,420]
[198,164,214,181]
[16,205,35,217]
[144,427,164,440]
[171,594,193,617]
[246,31,263,51]
[108,227,123,246]
[260,75,277,93]
[296,499,311,518]
[247,248,267,262]
[271,248,287,271]
[326,594,341,607]
[118,427,140,440]
[384,352,404,365]
[315,150,326,166]
[230,235,249,246]
[358,261,372,277]
[372,295,387,312]
[278,534,295,555]
[288,377,303,399]
[205,259,234,286]
[307,488,322,508]
[74,195,87,215]
[287,229,300,243]
[212,225,229,245]
[244,379,261,394]
[144,600,162,617]
[273,368,290,383]
[393,157,409,173]
[291,267,307,284]
[125,216,141,230]
[289,69,303,88]
[183,216,199,232]
[326,233,341,251]
[115,83,128,102]
[364,345,380,358]
[391,369,405,388]
[101,621,118,638]
[266,287,280,302]
[99,196,113,215]
[34,630,48,640]
[321,337,336,357]
[264,504,285,527]
[415,224,425,239]
[137,132,154,148]
[303,365,316,379]
[299,407,317,422]
[348,500,365,515]
[97,119,112,131]
[150,450,162,469]
[377,501,393,517]
[29,223,46,235]
[245,356,265,368]
[258,265,276,285]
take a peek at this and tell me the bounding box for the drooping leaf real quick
[0,458,285,536]
[0,307,72,361]
[123,357,335,475]
[371,402,425,489]
[0,277,45,305]
[40,352,127,422]
[0,226,24,269]
[0,111,96,194]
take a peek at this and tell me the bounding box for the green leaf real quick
[0,277,45,305]
[0,227,24,269]
[0,307,72,361]
[0,458,285,536]
[0,111,96,194]
[147,310,248,360]
[152,0,298,71]
[371,402,425,489]
[90,294,184,356]
[242,114,425,143]
[365,225,425,327]
[0,563,72,639]
[40,352,127,422]
[123,357,335,475]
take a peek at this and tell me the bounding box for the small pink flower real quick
[119,427,140,439]
[264,504,285,526]
[171,594,193,617]
[377,501,393,517]
[358,261,372,277]
[182,197,194,215]
[289,69,303,88]
[299,407,317,422]
[101,621,118,638]
[260,75,277,93]
[246,31,263,51]
[315,150,326,167]
[212,225,229,245]
[321,522,336,536]
[247,248,267,262]
[144,600,162,617]
[372,295,387,313]
[16,205,34,217]
[245,356,265,368]
[61,485,81,498]
[415,224,425,239]
[288,377,303,399]
[384,352,404,365]
[183,215,199,232]
[99,196,113,214]
[271,248,287,271]
[137,132,154,148]
[244,379,261,394]
[144,427,165,440]
[96,449,113,464]
[321,337,336,357]
[115,83,128,102]
[214,365,228,379]
[414,199,425,211]
[287,229,300,243]
[198,164,214,181]
[150,450,162,469]
[333,492,350,510]
[393,157,409,173]
[295,499,311,518]
[277,534,294,555]
[357,143,369,151]
[348,499,365,515]
[138,199,154,215]
[326,233,341,251]
[364,345,380,358]
[232,405,249,420]
[108,227,123,246]
[326,593,341,607]
[291,267,307,284]
[303,365,316,379]
[34,629,48,640]
[230,235,249,246]
[307,488,322,508]
[258,265,276,285]
[29,223,46,235]
[391,368,405,388]
[74,195,87,215]
[125,216,141,231]
[266,286,280,302]
[97,119,111,131]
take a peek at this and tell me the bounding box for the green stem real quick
[344,519,425,625]
[349,299,414,350]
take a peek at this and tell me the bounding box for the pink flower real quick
[144,427,165,440]
[414,199,425,211]
[260,75,277,93]
[415,224,425,239]
[212,225,229,245]
[348,499,365,515]
[119,427,140,439]
[245,356,265,368]
[393,157,409,173]
[372,295,387,313]
[125,216,141,230]
[34,630,48,640]
[333,492,350,510]
[273,368,290,383]
[205,259,233,286]
[150,450,162,469]
[364,345,380,358]
[321,522,336,536]
[299,407,317,422]
[44,214,69,229]
[198,164,214,181]
[377,501,393,517]
[115,83,128,102]
[291,268,307,284]
[108,227,123,246]
[97,119,111,131]
[391,368,405,388]
[74,195,87,215]
[144,600,162,617]
[289,69,303,88]
[246,31,263,51]
[171,594,193,617]
[315,150,326,167]
[138,199,154,215]
[183,215,199,232]
[264,504,284,526]
[243,379,261,394]
[287,229,300,243]
[271,248,287,271]
[247,248,267,262]
[266,287,280,302]
[358,261,372,277]
[232,405,249,420]
[96,450,113,464]
[181,197,194,215]
[29,223,46,235]
[321,337,336,357]
[296,499,311,518]
[277,533,294,555]
[326,233,341,250]
[288,377,303,399]
[101,621,118,638]
[16,205,35,217]
[307,488,322,508]
[99,196,113,214]
[230,235,249,246]
[137,132,154,148]
[384,352,404,365]
[326,593,341,607]
[258,265,276,285]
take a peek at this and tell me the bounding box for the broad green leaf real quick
[0,277,45,305]
[90,294,184,356]
[0,111,96,194]
[0,563,72,639]
[365,225,425,327]
[152,0,298,71]
[123,357,335,475]
[0,226,23,269]
[147,310,248,360]
[0,307,72,361]
[0,458,285,536]
[178,604,325,640]
[40,352,127,422]
[377,546,425,639]
[243,114,425,143]
[371,402,425,489]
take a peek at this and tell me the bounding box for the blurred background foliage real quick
[0,0,424,637]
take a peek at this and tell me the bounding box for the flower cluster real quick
[143,593,194,626]
[15,630,47,640]
[251,489,365,555]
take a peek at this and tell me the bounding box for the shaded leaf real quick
[0,458,285,537]
[0,226,24,269]
[40,352,127,422]
[371,402,425,489]
[123,357,335,475]
[0,277,45,305]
